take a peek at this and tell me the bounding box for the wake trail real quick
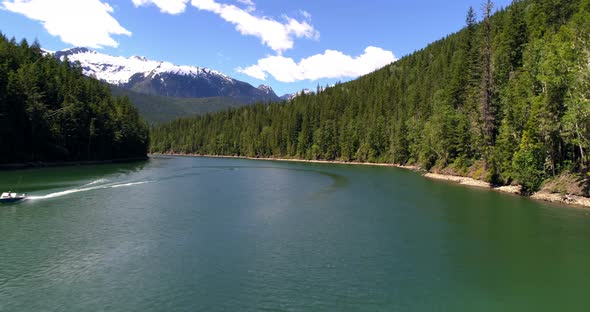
[27,180,151,200]
[26,167,226,201]
[82,178,110,187]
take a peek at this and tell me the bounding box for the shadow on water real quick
[142,156,350,195]
[0,161,149,204]
[0,160,148,193]
[207,165,349,197]
[0,158,349,204]
[139,156,352,198]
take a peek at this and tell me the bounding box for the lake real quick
[1,156,590,311]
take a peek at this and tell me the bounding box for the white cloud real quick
[132,0,189,14]
[2,0,131,48]
[239,64,266,80]
[300,10,311,21]
[191,0,318,53]
[236,0,254,12]
[237,46,397,82]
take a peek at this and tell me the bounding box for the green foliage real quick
[512,132,546,195]
[151,0,590,195]
[110,86,249,124]
[0,33,149,164]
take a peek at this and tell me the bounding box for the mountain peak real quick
[257,84,274,93]
[50,48,224,85]
[130,55,148,62]
[47,47,279,103]
[280,88,313,101]
[54,47,97,62]
[62,47,93,55]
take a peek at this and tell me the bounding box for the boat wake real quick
[82,178,110,186]
[27,179,150,201]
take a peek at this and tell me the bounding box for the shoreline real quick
[422,173,522,194]
[0,156,149,171]
[153,153,590,209]
[152,153,422,170]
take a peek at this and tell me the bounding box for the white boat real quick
[0,192,27,203]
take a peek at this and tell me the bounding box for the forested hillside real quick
[0,34,149,164]
[151,0,590,195]
[110,86,256,124]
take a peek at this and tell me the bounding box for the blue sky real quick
[1,0,512,96]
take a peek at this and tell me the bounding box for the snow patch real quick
[281,88,312,101]
[52,47,236,85]
[257,84,274,94]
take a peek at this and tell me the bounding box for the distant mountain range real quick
[44,47,314,122]
[280,88,313,101]
[50,47,281,103]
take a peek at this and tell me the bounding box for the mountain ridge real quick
[51,47,280,103]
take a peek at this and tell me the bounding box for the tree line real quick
[152,0,590,194]
[0,33,149,164]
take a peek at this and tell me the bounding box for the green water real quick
[1,156,590,311]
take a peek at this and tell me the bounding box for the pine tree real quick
[149,0,590,194]
[481,0,495,154]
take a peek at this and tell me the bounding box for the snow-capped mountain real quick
[257,84,275,95]
[53,47,279,102]
[280,88,313,101]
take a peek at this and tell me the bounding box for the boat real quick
[0,191,27,203]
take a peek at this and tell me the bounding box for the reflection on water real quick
[1,159,347,204]
[192,164,350,196]
[0,160,148,193]
[1,156,590,312]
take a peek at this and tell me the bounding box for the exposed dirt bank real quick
[531,192,590,207]
[423,173,521,194]
[154,153,422,170]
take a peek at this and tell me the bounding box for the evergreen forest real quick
[151,0,590,195]
[0,34,149,164]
